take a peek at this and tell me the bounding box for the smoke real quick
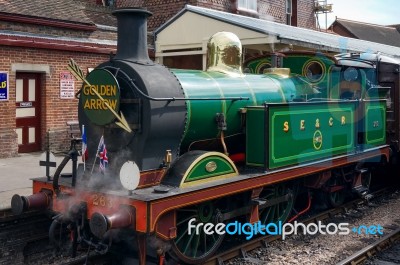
[51,149,132,221]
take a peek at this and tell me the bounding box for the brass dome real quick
[206,32,243,76]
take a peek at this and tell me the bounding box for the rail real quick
[335,227,400,265]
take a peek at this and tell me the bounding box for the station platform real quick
[0,152,70,210]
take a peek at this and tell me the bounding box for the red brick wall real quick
[140,1,189,31]
[330,24,354,38]
[0,45,109,157]
[297,0,316,29]
[117,0,145,6]
[258,0,315,29]
[103,0,316,31]
[260,0,285,23]
[197,0,231,11]
[0,1,110,157]
[0,52,18,157]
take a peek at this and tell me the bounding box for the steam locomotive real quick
[11,8,399,265]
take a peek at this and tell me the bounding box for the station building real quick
[0,0,117,157]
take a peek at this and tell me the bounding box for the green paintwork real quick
[80,69,120,125]
[329,66,341,99]
[171,69,312,151]
[245,108,265,166]
[245,54,336,98]
[184,155,236,183]
[364,100,386,146]
[246,102,356,169]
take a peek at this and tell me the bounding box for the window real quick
[237,0,257,13]
[303,60,325,83]
[286,0,292,14]
[102,0,116,7]
[286,0,292,25]
[256,63,271,74]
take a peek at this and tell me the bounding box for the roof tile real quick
[0,0,116,27]
[331,18,400,47]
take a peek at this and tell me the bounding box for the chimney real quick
[112,8,152,64]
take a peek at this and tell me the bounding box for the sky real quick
[316,0,399,29]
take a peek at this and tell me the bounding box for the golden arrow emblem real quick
[67,59,132,133]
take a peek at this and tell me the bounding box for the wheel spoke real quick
[265,207,272,223]
[192,234,200,257]
[203,230,207,252]
[258,184,295,229]
[175,226,189,245]
[275,205,280,221]
[326,177,346,207]
[269,207,276,223]
[183,231,196,255]
[276,203,281,219]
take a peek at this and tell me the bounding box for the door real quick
[15,73,41,152]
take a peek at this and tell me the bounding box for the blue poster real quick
[0,72,8,101]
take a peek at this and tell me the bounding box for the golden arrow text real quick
[67,58,132,133]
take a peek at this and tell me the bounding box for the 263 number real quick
[92,194,113,208]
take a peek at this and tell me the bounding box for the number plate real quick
[92,194,113,208]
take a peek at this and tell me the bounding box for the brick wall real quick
[261,0,286,23]
[0,0,117,157]
[0,48,17,157]
[117,0,145,6]
[257,0,315,29]
[114,0,316,31]
[330,24,353,38]
[297,0,316,29]
[0,45,109,157]
[261,0,316,29]
[139,0,189,31]
[196,0,231,11]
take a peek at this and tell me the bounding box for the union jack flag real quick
[99,138,108,173]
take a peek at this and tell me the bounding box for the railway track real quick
[0,208,52,264]
[203,188,392,265]
[336,226,400,265]
[0,208,112,265]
